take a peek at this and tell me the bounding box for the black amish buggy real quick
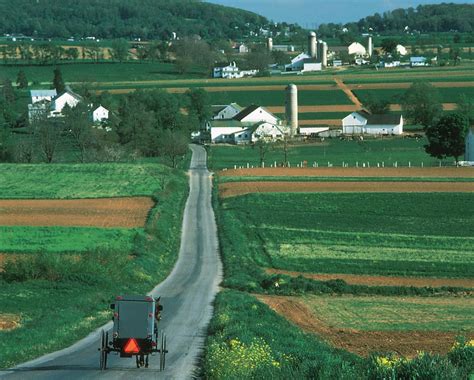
[98,295,167,370]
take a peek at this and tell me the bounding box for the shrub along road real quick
[0,145,222,379]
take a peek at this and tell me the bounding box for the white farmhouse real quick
[465,127,474,162]
[342,111,403,135]
[92,105,109,123]
[213,62,257,79]
[30,89,57,104]
[348,42,367,56]
[236,44,249,54]
[212,103,243,120]
[210,105,287,144]
[50,90,82,116]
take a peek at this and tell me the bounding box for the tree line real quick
[0,0,268,40]
[317,4,474,38]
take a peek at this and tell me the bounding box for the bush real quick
[447,337,474,378]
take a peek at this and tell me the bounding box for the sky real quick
[206,0,471,27]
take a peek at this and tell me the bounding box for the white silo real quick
[285,84,298,137]
[367,36,373,57]
[322,42,328,67]
[308,32,317,59]
[267,37,273,52]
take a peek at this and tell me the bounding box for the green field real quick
[206,89,352,107]
[0,226,138,253]
[208,138,443,170]
[0,62,208,83]
[303,295,473,332]
[219,192,474,278]
[353,87,474,104]
[0,163,172,198]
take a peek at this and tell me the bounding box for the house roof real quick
[233,104,261,121]
[30,89,57,98]
[212,105,227,115]
[410,56,426,62]
[358,110,401,125]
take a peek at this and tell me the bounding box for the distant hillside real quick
[0,0,268,40]
[318,3,474,35]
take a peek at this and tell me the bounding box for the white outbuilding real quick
[50,90,82,116]
[212,103,243,120]
[30,89,57,104]
[92,105,109,123]
[342,111,403,135]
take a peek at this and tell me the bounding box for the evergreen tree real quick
[52,67,65,93]
[16,70,28,89]
[1,79,16,104]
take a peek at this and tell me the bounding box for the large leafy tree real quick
[401,81,442,128]
[186,88,211,131]
[424,113,468,163]
[52,67,65,93]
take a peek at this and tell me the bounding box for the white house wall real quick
[211,126,246,143]
[251,123,284,142]
[93,107,109,122]
[52,93,80,114]
[215,105,241,120]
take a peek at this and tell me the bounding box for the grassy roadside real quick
[0,165,189,369]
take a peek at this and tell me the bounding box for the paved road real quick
[1,144,222,379]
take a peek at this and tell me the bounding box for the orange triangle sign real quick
[124,338,140,354]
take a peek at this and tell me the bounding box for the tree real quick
[174,37,215,74]
[16,70,28,89]
[364,95,390,114]
[425,113,468,164]
[158,129,189,168]
[271,50,290,66]
[380,38,398,54]
[245,47,272,73]
[401,81,442,128]
[186,88,211,130]
[253,138,272,167]
[109,39,129,62]
[52,67,65,93]
[456,94,474,124]
[63,103,95,162]
[33,115,62,163]
[1,79,16,104]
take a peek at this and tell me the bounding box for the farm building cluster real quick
[205,84,405,145]
[28,88,109,125]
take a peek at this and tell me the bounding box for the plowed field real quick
[219,167,474,177]
[219,181,474,198]
[0,197,154,227]
[265,269,474,289]
[257,295,466,357]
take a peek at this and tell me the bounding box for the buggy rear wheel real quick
[160,333,167,371]
[99,330,108,370]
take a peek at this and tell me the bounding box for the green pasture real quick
[344,75,474,84]
[207,89,352,107]
[353,87,474,104]
[0,62,208,84]
[0,226,138,253]
[303,295,473,332]
[0,163,171,199]
[208,138,443,170]
[219,192,474,278]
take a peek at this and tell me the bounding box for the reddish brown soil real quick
[334,78,363,108]
[266,269,474,289]
[256,295,468,357]
[0,314,21,331]
[0,197,154,228]
[219,181,474,198]
[219,167,474,177]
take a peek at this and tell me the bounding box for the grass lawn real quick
[303,295,473,332]
[208,138,441,170]
[353,87,474,104]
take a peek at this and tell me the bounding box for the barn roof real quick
[358,110,401,125]
[233,104,260,121]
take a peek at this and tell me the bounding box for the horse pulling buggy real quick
[98,295,167,370]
